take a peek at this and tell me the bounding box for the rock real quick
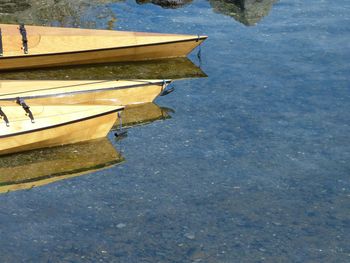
[185,232,196,240]
[135,0,193,9]
[116,223,127,229]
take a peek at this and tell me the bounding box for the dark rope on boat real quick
[0,29,3,57]
[0,107,9,126]
[16,98,34,123]
[196,34,202,67]
[114,111,127,139]
[19,24,28,54]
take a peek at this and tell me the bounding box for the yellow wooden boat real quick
[0,138,124,193]
[0,79,171,106]
[0,103,123,156]
[0,24,207,70]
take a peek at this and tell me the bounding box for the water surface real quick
[0,0,349,262]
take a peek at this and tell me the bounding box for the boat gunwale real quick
[0,107,123,139]
[0,36,207,59]
[0,80,171,100]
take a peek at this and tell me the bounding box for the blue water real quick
[0,0,349,262]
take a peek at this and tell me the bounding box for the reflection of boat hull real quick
[0,80,170,106]
[0,58,207,80]
[0,138,124,193]
[0,105,123,156]
[118,103,173,129]
[0,24,207,70]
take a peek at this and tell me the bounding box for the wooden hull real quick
[0,104,123,155]
[0,138,124,193]
[0,80,170,106]
[0,24,207,70]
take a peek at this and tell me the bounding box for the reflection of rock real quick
[209,0,278,26]
[136,0,192,9]
[0,0,122,28]
[0,0,31,13]
[0,0,277,27]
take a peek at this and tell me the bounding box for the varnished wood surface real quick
[0,138,124,193]
[0,24,207,70]
[0,104,123,155]
[0,79,170,106]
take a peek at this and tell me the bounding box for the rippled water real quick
[0,0,349,262]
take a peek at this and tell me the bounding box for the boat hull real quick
[0,105,123,155]
[0,24,207,70]
[0,80,169,106]
[0,39,205,70]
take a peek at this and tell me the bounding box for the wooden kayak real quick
[0,79,171,106]
[0,104,123,155]
[0,138,124,193]
[0,24,207,70]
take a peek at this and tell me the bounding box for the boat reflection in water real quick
[0,138,124,193]
[118,102,173,129]
[0,58,206,80]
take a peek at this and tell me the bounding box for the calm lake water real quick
[0,0,349,262]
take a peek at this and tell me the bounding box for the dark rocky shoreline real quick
[0,0,278,26]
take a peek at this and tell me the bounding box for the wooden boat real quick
[0,24,207,70]
[0,57,207,80]
[0,103,123,156]
[0,138,124,193]
[0,79,171,106]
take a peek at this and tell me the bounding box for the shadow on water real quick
[0,102,173,193]
[0,58,207,80]
[0,0,277,27]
